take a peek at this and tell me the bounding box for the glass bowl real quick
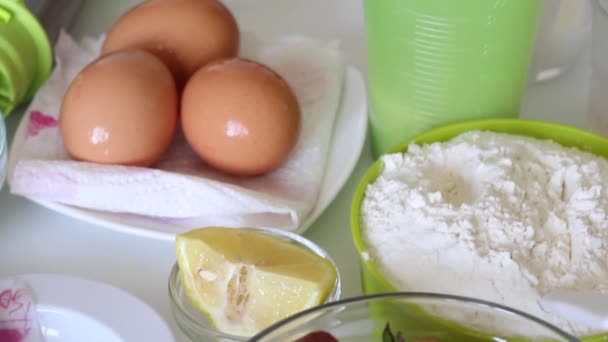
[1,115,6,190]
[168,227,342,342]
[250,292,581,342]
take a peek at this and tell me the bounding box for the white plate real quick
[8,66,368,240]
[1,273,174,342]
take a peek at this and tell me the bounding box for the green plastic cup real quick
[365,0,544,157]
[0,0,52,117]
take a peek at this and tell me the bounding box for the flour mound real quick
[362,131,608,335]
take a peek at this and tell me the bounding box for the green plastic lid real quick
[0,0,52,117]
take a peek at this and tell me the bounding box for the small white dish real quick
[1,273,174,342]
[7,66,368,240]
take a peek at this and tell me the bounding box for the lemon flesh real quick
[176,227,338,337]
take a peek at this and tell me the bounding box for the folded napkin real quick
[0,279,43,342]
[9,31,345,231]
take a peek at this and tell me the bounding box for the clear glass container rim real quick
[1,116,5,157]
[250,291,581,342]
[1,116,6,187]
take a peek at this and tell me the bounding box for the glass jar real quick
[588,0,608,135]
[168,227,342,342]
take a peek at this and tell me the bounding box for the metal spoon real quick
[540,289,608,329]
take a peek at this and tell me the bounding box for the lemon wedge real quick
[176,227,338,337]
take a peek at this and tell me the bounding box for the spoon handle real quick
[540,290,608,329]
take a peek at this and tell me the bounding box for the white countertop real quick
[0,1,595,341]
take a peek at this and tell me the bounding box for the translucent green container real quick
[365,0,543,157]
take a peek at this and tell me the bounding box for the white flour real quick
[361,131,608,335]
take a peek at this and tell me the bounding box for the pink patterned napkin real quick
[9,31,345,231]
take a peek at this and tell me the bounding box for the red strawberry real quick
[295,331,339,342]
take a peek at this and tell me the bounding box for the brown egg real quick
[101,0,240,86]
[181,58,301,177]
[60,49,178,167]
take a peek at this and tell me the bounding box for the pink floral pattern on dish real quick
[0,288,34,342]
[0,329,24,342]
[27,111,58,138]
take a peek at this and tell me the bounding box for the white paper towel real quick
[9,31,345,231]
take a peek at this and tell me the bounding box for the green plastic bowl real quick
[351,118,608,342]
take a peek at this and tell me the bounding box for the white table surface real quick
[0,1,595,341]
